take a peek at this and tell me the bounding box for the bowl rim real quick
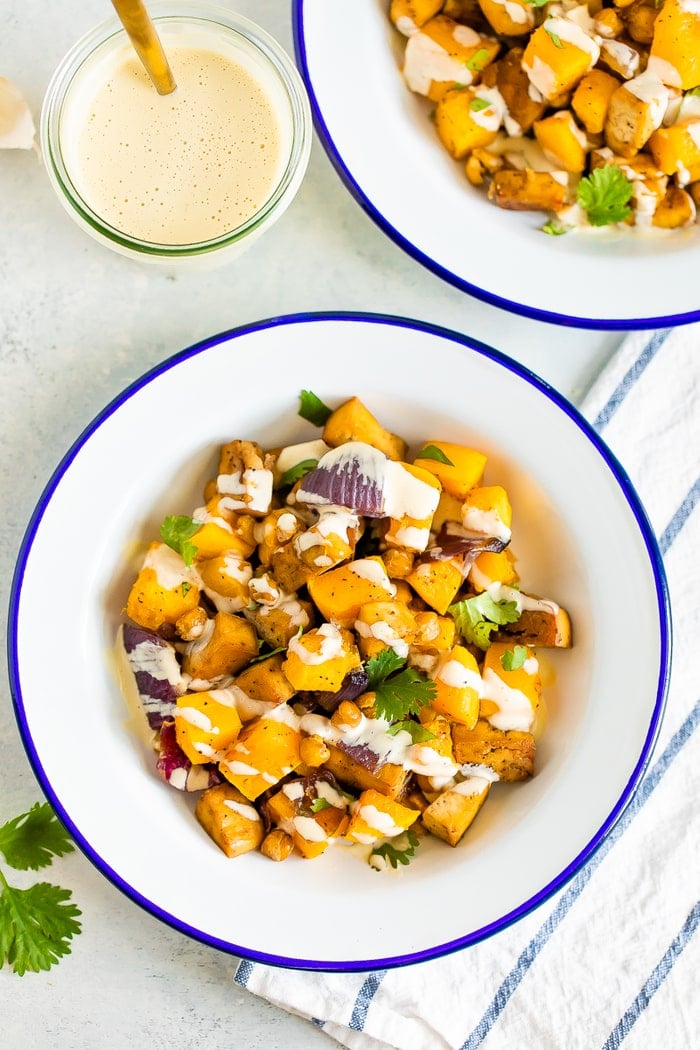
[291,0,700,332]
[7,312,672,970]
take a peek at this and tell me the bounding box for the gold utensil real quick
[111,0,176,95]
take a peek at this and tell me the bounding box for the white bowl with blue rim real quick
[8,314,670,970]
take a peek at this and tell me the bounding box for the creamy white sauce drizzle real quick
[224,799,261,822]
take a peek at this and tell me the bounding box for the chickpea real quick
[299,735,331,767]
[175,605,208,641]
[261,829,294,862]
[331,700,363,730]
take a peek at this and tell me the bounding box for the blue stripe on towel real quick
[235,958,255,987]
[459,697,700,1050]
[348,970,388,1031]
[602,901,700,1050]
[659,476,700,555]
[592,330,670,432]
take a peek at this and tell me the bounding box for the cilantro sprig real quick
[577,165,633,227]
[160,515,199,567]
[448,593,520,650]
[386,720,435,742]
[0,803,81,975]
[466,48,490,72]
[370,828,420,870]
[365,650,436,722]
[299,390,332,427]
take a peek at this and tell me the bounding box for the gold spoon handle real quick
[111,0,176,95]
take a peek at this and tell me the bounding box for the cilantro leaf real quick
[299,390,332,427]
[370,829,420,870]
[386,720,436,743]
[279,458,319,487]
[470,98,491,113]
[365,650,436,722]
[544,23,564,47]
[159,515,199,567]
[0,803,74,872]
[0,879,81,976]
[416,444,454,466]
[466,48,490,72]
[576,165,633,226]
[448,593,520,651]
[541,219,570,236]
[500,645,528,671]
[365,648,406,689]
[310,797,332,813]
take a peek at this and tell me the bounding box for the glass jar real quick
[40,2,312,268]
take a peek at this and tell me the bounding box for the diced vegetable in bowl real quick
[117,391,573,868]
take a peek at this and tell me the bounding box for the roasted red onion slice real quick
[295,441,387,516]
[156,720,221,791]
[427,523,508,562]
[121,624,184,729]
[297,666,370,714]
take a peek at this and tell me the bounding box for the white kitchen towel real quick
[235,327,700,1050]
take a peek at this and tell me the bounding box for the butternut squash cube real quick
[452,718,535,779]
[477,0,534,38]
[322,397,406,461]
[650,0,700,90]
[468,547,519,592]
[307,556,397,627]
[522,20,599,103]
[534,110,589,173]
[652,185,697,228]
[197,553,252,613]
[175,689,242,765]
[480,642,540,731]
[345,789,420,844]
[422,777,491,845]
[435,86,502,159]
[355,600,417,660]
[572,69,620,135]
[414,440,487,499]
[431,645,482,727]
[219,707,302,799]
[406,556,464,615]
[402,15,501,102]
[125,541,200,632]
[234,653,296,706]
[605,80,667,158]
[460,485,512,541]
[195,783,264,858]
[191,499,257,560]
[282,623,361,692]
[481,46,547,134]
[412,611,456,653]
[390,0,444,34]
[488,169,569,212]
[648,121,700,184]
[181,611,258,683]
[323,742,410,799]
[383,462,441,553]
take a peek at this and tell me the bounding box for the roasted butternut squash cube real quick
[435,86,503,159]
[522,19,599,103]
[480,642,540,731]
[605,78,668,158]
[481,47,546,134]
[468,547,519,592]
[431,645,482,727]
[282,623,362,692]
[412,611,456,653]
[406,556,464,614]
[488,168,569,212]
[323,742,410,799]
[402,16,500,103]
[572,69,620,135]
[534,110,589,173]
[125,541,200,632]
[181,611,258,683]
[234,653,296,706]
[477,0,534,37]
[175,689,242,764]
[219,707,302,799]
[383,462,441,553]
[345,789,420,844]
[650,0,700,90]
[431,490,464,533]
[495,597,572,648]
[652,185,697,228]
[648,120,700,184]
[322,396,406,461]
[460,485,512,541]
[390,0,444,34]
[355,600,417,660]
[244,595,313,649]
[452,718,535,779]
[414,440,487,499]
[191,499,257,560]
[195,783,264,858]
[307,556,397,627]
[422,777,491,845]
[197,553,253,613]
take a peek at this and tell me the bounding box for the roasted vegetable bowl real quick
[9,315,669,968]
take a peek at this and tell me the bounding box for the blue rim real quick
[292,1,700,332]
[7,312,671,971]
